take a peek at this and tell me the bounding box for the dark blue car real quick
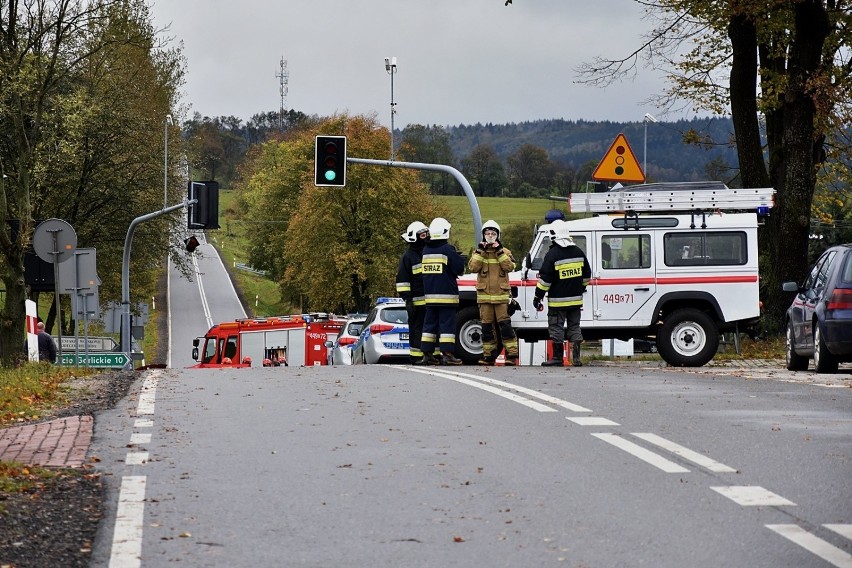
[783,244,852,373]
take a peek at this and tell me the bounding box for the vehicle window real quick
[814,251,836,291]
[348,322,364,335]
[531,236,586,270]
[602,235,651,269]
[841,252,852,284]
[380,308,408,324]
[663,232,747,266]
[203,338,216,364]
[803,256,824,290]
[361,309,377,327]
[224,335,238,359]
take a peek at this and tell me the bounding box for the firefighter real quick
[468,220,519,365]
[533,220,591,367]
[420,217,466,365]
[396,221,429,364]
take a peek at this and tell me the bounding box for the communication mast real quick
[276,56,289,130]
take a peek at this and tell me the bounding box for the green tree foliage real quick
[460,144,506,197]
[236,115,446,314]
[399,124,459,195]
[0,0,184,364]
[506,144,558,197]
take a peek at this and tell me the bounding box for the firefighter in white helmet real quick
[396,221,430,363]
[533,220,591,367]
[468,220,519,365]
[419,217,466,365]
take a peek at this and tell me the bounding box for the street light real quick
[164,114,173,209]
[384,56,398,161]
[643,113,657,180]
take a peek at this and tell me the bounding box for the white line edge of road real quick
[109,475,146,568]
[208,241,247,319]
[631,432,737,473]
[167,255,172,368]
[405,367,557,413]
[766,524,852,568]
[591,432,690,473]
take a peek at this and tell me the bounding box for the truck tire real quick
[813,325,838,373]
[785,321,809,371]
[657,308,719,367]
[455,305,484,364]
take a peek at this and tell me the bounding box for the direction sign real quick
[592,133,646,183]
[59,336,119,352]
[59,352,130,368]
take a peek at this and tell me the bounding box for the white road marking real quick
[129,433,151,444]
[136,373,159,416]
[592,433,690,473]
[192,253,214,329]
[167,255,172,368]
[631,433,737,473]
[825,525,852,540]
[711,486,796,506]
[405,367,557,412]
[766,524,852,568]
[125,452,149,465]
[109,475,146,568]
[134,419,153,428]
[567,416,620,426]
[404,366,592,412]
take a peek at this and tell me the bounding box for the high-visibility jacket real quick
[421,240,466,305]
[534,243,591,308]
[395,243,426,306]
[468,245,515,304]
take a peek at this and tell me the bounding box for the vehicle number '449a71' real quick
[603,293,634,304]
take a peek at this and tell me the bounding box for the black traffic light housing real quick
[185,235,200,253]
[187,181,220,229]
[314,136,347,186]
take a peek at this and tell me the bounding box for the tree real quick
[505,144,556,196]
[460,144,506,197]
[574,0,851,332]
[399,124,458,195]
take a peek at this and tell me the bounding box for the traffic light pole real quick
[120,199,195,367]
[346,157,482,248]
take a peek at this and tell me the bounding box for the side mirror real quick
[193,338,200,347]
[324,340,333,348]
[782,281,800,293]
[191,347,199,360]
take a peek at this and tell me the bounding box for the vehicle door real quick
[592,232,656,321]
[792,250,836,349]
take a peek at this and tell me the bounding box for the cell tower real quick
[276,56,289,130]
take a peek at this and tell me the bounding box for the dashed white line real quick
[109,475,146,568]
[766,524,852,568]
[592,433,690,473]
[567,416,620,426]
[129,433,151,445]
[631,433,737,473]
[125,452,149,465]
[711,486,796,507]
[134,419,153,428]
[136,373,159,416]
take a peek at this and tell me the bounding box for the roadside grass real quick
[0,363,96,427]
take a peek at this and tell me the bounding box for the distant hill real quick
[447,117,739,183]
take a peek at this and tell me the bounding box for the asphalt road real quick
[87,243,852,568]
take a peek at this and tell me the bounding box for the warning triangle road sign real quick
[592,133,646,183]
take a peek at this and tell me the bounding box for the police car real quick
[351,298,411,364]
[325,318,366,365]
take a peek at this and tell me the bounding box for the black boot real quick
[442,353,464,365]
[572,341,582,367]
[542,343,564,366]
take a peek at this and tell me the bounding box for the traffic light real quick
[314,135,346,186]
[185,235,200,252]
[187,181,220,229]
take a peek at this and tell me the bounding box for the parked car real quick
[783,244,852,373]
[325,318,365,365]
[351,298,410,364]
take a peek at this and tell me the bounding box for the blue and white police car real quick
[351,297,410,364]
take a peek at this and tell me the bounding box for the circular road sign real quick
[32,218,77,264]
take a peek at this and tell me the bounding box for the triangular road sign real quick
[592,133,646,183]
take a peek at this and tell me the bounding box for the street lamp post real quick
[384,56,398,161]
[164,115,172,209]
[643,113,657,180]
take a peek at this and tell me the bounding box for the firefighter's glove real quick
[533,297,544,312]
[478,241,488,253]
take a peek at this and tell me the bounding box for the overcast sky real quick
[152,0,681,127]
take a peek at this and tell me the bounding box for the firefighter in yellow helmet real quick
[468,220,519,365]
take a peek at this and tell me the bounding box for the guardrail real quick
[235,262,268,276]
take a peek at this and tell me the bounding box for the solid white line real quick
[129,433,151,444]
[192,253,214,329]
[567,416,620,426]
[825,525,852,540]
[592,433,690,473]
[766,524,852,568]
[405,367,557,412]
[167,255,172,368]
[125,452,149,465]
[136,373,158,416]
[711,486,796,507]
[109,475,146,568]
[209,243,247,319]
[631,433,737,473]
[403,366,592,412]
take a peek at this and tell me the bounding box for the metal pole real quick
[49,230,63,367]
[390,69,395,161]
[643,120,647,176]
[164,115,171,209]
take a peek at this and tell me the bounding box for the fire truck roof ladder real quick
[570,182,775,214]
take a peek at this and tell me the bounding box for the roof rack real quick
[569,182,775,214]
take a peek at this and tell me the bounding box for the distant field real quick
[438,195,569,246]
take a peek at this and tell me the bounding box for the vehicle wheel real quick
[813,325,838,373]
[785,321,809,371]
[455,305,484,364]
[657,309,719,367]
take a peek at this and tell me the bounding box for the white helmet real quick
[481,219,500,239]
[429,217,451,240]
[401,221,428,242]
[549,219,573,247]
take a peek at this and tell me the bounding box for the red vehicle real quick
[191,315,345,368]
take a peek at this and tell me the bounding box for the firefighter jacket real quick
[395,241,426,306]
[468,244,515,304]
[534,243,591,308]
[421,239,466,305]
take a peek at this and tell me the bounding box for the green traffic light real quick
[325,170,336,181]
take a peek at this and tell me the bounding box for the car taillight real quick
[370,324,394,334]
[826,289,852,310]
[338,337,357,346]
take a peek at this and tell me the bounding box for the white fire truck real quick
[454,182,775,367]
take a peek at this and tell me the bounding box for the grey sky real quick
[152,0,677,127]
